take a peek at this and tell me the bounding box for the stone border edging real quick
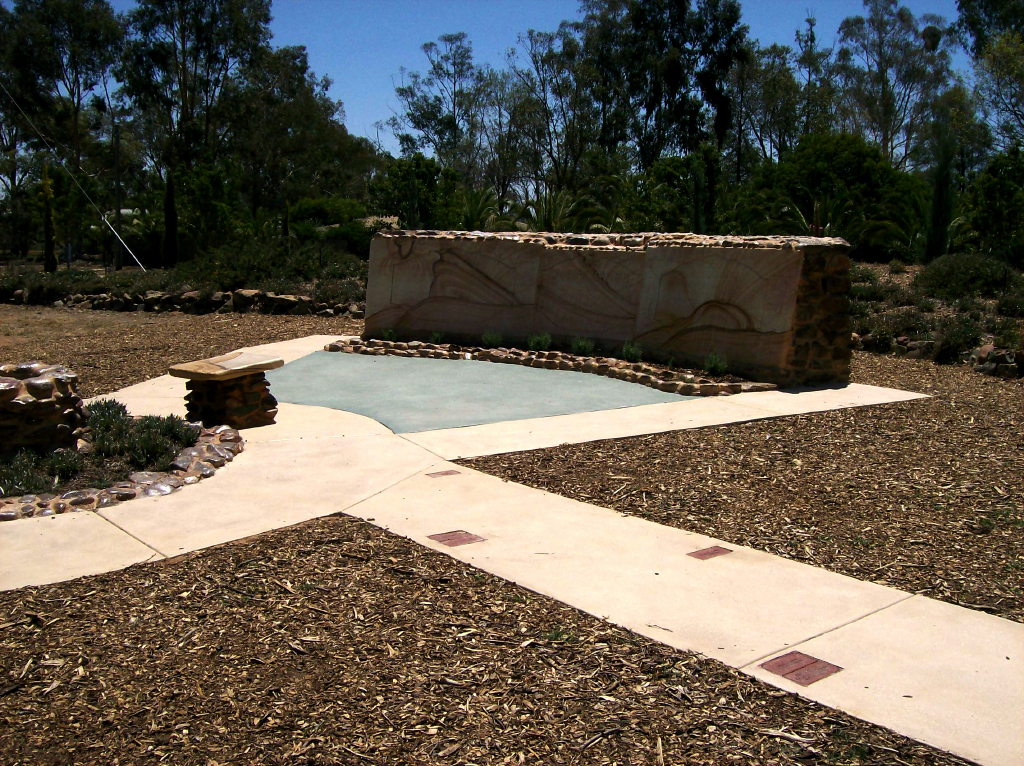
[1,287,365,319]
[0,425,244,522]
[323,338,777,397]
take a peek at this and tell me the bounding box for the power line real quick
[0,79,147,272]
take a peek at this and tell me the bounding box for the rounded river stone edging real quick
[0,425,244,522]
[323,338,777,397]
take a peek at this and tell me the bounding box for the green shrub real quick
[89,399,197,470]
[850,299,873,318]
[914,253,1021,300]
[915,296,937,312]
[933,315,983,364]
[993,318,1022,349]
[997,288,1024,318]
[378,329,397,342]
[884,285,916,306]
[889,259,908,274]
[429,331,446,344]
[528,332,552,351]
[850,264,879,284]
[570,337,596,356]
[850,283,887,302]
[481,331,503,348]
[861,309,935,352]
[703,352,727,375]
[0,450,53,496]
[620,340,643,362]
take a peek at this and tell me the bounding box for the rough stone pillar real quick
[0,362,88,455]
[184,373,278,429]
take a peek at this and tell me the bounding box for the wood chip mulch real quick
[0,305,1005,762]
[464,352,1024,623]
[0,515,969,765]
[0,305,362,398]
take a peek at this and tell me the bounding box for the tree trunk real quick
[43,166,56,273]
[163,169,179,268]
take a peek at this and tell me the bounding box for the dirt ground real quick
[0,304,362,398]
[0,304,1010,763]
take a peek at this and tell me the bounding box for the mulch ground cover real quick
[0,304,1010,762]
[465,352,1024,623]
[0,305,362,398]
[0,515,969,765]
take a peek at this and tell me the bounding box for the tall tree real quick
[14,0,123,260]
[834,0,953,169]
[389,32,490,186]
[119,0,271,266]
[578,0,748,171]
[956,0,1024,58]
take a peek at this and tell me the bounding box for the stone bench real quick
[169,352,283,429]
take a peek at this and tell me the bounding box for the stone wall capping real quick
[323,337,776,398]
[373,229,851,252]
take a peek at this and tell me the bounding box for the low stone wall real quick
[0,287,365,318]
[0,362,88,455]
[365,231,852,385]
[324,337,778,396]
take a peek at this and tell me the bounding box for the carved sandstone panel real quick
[635,246,803,370]
[365,231,851,384]
[366,236,543,336]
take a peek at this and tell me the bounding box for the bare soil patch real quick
[0,305,361,398]
[0,515,968,765]
[465,352,1024,623]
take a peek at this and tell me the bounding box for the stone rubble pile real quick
[968,344,1019,378]
[0,362,88,455]
[324,338,777,396]
[0,425,243,522]
[0,287,365,318]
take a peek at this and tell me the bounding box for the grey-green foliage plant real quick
[527,332,552,351]
[620,340,643,362]
[570,337,595,356]
[89,400,198,470]
[481,331,503,348]
[703,351,728,375]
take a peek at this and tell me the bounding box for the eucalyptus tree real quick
[118,0,272,266]
[508,26,600,197]
[577,0,748,171]
[389,32,491,187]
[224,45,351,235]
[834,0,954,169]
[13,0,123,263]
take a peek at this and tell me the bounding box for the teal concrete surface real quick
[266,352,691,433]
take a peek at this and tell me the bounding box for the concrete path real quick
[1,335,1020,766]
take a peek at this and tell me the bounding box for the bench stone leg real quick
[184,373,278,429]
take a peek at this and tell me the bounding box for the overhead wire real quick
[0,78,147,271]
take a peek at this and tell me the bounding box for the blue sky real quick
[109,0,965,152]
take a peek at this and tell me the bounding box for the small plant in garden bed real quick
[481,331,503,348]
[702,352,728,376]
[620,340,643,362]
[0,399,198,499]
[528,332,552,351]
[570,337,596,356]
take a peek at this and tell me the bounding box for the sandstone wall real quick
[365,231,851,385]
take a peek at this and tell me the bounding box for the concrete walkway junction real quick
[2,334,1021,766]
